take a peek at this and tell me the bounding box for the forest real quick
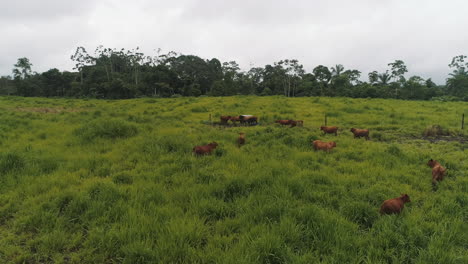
[0,46,467,101]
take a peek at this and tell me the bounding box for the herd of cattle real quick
[192,115,448,215]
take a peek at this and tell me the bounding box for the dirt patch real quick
[14,107,86,114]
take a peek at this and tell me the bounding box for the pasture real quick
[0,96,467,263]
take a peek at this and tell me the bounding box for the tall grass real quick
[0,96,466,263]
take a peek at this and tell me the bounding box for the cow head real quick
[350,128,356,132]
[400,194,411,203]
[330,141,337,148]
[208,142,218,148]
[427,159,436,168]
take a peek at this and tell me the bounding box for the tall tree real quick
[446,55,468,99]
[313,65,331,96]
[70,47,92,86]
[12,57,33,80]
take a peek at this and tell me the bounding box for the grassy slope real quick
[0,96,467,263]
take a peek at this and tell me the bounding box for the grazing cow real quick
[427,159,447,185]
[312,140,337,152]
[350,128,370,140]
[220,116,231,124]
[240,115,258,125]
[380,194,411,215]
[192,142,218,156]
[275,120,291,126]
[230,116,240,124]
[275,120,296,128]
[320,126,339,136]
[237,132,246,147]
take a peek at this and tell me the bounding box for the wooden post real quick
[462,113,465,130]
[324,114,327,126]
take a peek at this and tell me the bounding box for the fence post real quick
[462,113,465,130]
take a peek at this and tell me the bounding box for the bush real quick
[74,119,138,141]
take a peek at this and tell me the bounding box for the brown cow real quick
[220,116,231,124]
[427,159,447,185]
[275,120,296,127]
[230,116,240,124]
[350,128,370,140]
[320,126,338,136]
[237,132,246,147]
[312,140,337,152]
[192,142,218,156]
[380,194,411,215]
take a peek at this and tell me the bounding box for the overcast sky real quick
[1,0,467,84]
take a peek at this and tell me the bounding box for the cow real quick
[240,115,258,125]
[427,159,447,185]
[350,128,370,140]
[230,116,240,124]
[192,142,218,156]
[275,120,291,126]
[320,126,339,136]
[220,116,231,124]
[275,120,296,128]
[237,132,246,147]
[380,194,411,215]
[312,140,337,152]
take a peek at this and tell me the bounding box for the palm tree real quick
[377,72,392,85]
[331,64,345,76]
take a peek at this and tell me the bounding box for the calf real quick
[320,126,338,136]
[380,194,411,215]
[237,132,246,147]
[193,142,218,156]
[427,159,447,185]
[350,128,370,140]
[312,140,337,152]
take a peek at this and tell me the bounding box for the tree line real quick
[1,46,467,101]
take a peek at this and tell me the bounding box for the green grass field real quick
[0,96,467,263]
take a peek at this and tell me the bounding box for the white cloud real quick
[1,0,467,84]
